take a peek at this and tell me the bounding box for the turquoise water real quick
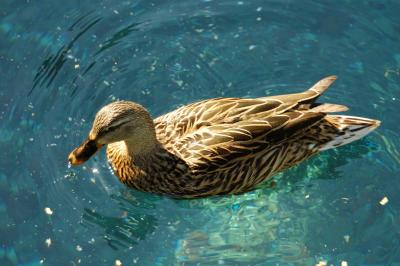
[1,0,399,265]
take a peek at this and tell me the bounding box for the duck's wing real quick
[175,111,326,173]
[154,76,341,146]
[154,97,289,146]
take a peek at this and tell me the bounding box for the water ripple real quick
[29,12,102,95]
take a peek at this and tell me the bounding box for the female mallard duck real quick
[68,76,380,198]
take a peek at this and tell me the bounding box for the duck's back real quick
[150,76,379,197]
[154,76,337,151]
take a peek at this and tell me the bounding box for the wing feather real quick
[174,111,325,173]
[154,76,336,161]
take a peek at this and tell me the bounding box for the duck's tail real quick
[318,115,381,151]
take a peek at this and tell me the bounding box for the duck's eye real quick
[98,125,118,137]
[105,125,118,132]
[101,120,130,135]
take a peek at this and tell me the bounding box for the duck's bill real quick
[68,139,103,165]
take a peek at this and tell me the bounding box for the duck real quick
[68,76,380,198]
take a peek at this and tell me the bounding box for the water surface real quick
[1,0,400,265]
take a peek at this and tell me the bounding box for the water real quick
[1,0,399,265]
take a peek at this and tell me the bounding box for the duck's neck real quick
[124,129,159,157]
[106,133,189,195]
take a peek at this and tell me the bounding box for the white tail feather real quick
[319,115,380,151]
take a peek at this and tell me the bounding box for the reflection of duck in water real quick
[69,76,380,198]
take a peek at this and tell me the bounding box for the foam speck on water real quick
[44,207,53,215]
[316,261,327,266]
[45,238,52,247]
[379,196,389,205]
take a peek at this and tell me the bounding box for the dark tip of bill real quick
[71,139,101,164]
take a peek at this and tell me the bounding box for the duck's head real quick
[68,101,155,165]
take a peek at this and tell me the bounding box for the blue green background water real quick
[1,0,400,265]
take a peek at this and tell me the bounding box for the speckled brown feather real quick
[89,76,380,198]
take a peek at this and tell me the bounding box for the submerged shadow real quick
[82,191,159,249]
